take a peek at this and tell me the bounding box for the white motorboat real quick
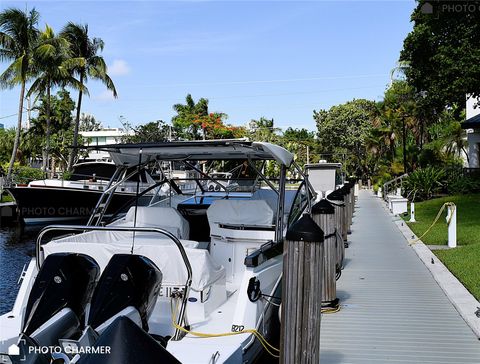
[0,140,314,364]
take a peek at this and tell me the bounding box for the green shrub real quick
[404,167,446,201]
[12,166,45,184]
[447,176,480,194]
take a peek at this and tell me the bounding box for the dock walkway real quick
[320,190,480,364]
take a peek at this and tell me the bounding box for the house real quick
[0,123,4,129]
[461,96,480,168]
[79,128,131,161]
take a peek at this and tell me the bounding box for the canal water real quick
[0,224,39,314]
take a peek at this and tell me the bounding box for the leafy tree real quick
[193,112,245,139]
[27,90,76,169]
[61,22,117,171]
[27,24,84,172]
[172,94,209,140]
[381,81,423,172]
[0,7,39,181]
[247,117,280,143]
[282,127,317,168]
[79,113,102,132]
[0,128,15,164]
[123,120,171,143]
[400,0,480,113]
[314,99,377,178]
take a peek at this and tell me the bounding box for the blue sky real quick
[0,0,416,131]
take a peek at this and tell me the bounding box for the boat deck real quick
[320,190,480,364]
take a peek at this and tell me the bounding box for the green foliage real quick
[1,162,45,184]
[31,89,75,133]
[314,99,377,178]
[79,113,102,132]
[0,128,15,164]
[447,176,480,195]
[403,166,446,201]
[123,120,171,143]
[172,94,209,140]
[248,117,280,143]
[0,7,40,179]
[400,0,480,113]
[281,127,317,168]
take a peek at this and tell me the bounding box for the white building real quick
[462,96,480,168]
[79,128,131,161]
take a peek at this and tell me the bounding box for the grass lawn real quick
[404,194,480,300]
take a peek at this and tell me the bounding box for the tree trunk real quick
[67,72,84,171]
[44,83,51,176]
[6,81,26,183]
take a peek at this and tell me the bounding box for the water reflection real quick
[0,225,40,314]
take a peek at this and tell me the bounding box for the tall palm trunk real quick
[67,71,84,171]
[6,81,26,183]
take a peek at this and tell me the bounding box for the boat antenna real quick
[131,148,143,254]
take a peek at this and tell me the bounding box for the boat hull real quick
[7,186,149,224]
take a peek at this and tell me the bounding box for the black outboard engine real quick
[16,253,99,364]
[87,254,162,334]
[77,316,181,364]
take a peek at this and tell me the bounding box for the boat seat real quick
[122,206,190,239]
[207,199,275,241]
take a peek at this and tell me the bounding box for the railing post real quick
[312,199,339,312]
[281,214,325,364]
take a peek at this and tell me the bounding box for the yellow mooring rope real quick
[409,202,456,245]
[170,299,281,358]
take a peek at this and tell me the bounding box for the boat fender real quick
[247,277,261,302]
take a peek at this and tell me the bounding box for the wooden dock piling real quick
[281,214,325,364]
[312,199,339,311]
[326,189,346,270]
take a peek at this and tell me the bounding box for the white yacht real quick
[0,140,313,364]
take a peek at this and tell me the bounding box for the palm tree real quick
[0,7,39,182]
[60,23,117,171]
[172,94,209,140]
[27,24,84,173]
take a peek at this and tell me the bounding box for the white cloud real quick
[108,59,130,76]
[95,90,116,102]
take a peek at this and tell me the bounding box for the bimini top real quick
[91,140,294,167]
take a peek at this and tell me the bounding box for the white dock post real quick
[446,204,457,248]
[377,187,382,198]
[409,202,416,223]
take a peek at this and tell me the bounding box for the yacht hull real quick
[7,186,150,224]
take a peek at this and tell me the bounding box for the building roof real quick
[461,113,480,129]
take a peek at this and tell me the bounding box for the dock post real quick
[281,214,325,364]
[409,202,416,223]
[327,188,347,262]
[446,204,457,248]
[312,199,339,311]
[342,184,353,234]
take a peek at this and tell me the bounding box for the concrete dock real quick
[320,190,480,364]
